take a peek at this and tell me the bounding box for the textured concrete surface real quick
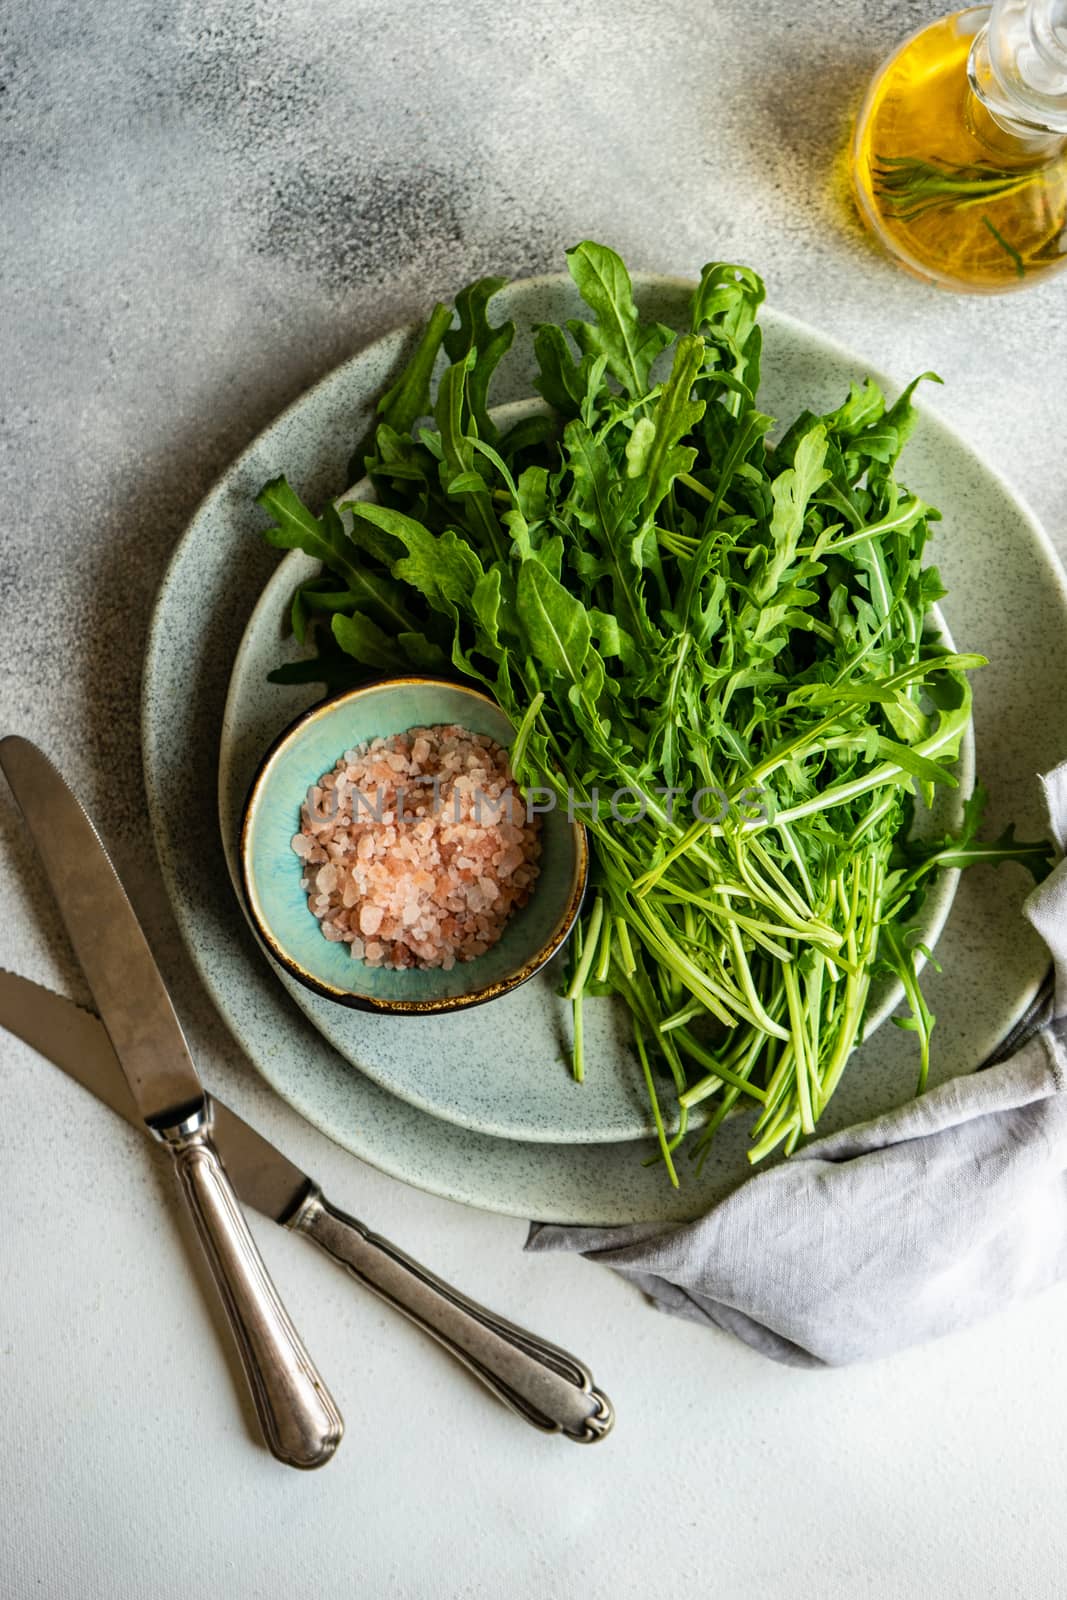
[2,1,1067,1595]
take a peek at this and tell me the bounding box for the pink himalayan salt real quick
[292,724,542,972]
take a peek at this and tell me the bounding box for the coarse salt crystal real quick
[292,724,541,971]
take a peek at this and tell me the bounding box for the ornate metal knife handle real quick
[160,1102,344,1469]
[288,1188,613,1443]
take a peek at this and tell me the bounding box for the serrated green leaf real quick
[442,276,514,443]
[516,559,591,685]
[634,334,706,522]
[349,301,453,476]
[472,565,503,649]
[257,479,419,635]
[565,240,675,397]
[351,502,484,618]
[397,631,447,669]
[332,612,406,671]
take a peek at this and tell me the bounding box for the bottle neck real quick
[969,0,1067,146]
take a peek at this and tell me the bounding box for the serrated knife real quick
[0,969,614,1442]
[0,735,344,1469]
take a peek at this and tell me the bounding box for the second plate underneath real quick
[220,552,967,1145]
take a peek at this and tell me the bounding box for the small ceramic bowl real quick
[240,677,588,1013]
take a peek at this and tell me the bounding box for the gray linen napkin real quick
[525,765,1067,1367]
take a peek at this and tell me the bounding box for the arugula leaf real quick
[754,425,830,602]
[562,418,652,640]
[379,303,453,434]
[565,241,675,397]
[631,333,706,522]
[350,302,454,478]
[515,559,592,687]
[397,631,448,669]
[257,479,419,634]
[332,612,408,671]
[442,277,514,443]
[350,502,485,617]
[920,827,1054,879]
[472,565,504,650]
[267,655,364,689]
[533,323,589,415]
[433,354,506,561]
[895,782,1054,888]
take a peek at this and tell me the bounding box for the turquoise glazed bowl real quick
[240,677,588,1013]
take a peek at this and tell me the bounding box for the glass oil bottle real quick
[851,2,1067,290]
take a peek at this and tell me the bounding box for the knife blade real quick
[0,740,207,1127]
[0,970,310,1220]
[0,969,614,1442]
[0,736,344,1469]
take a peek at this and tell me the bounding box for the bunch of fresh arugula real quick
[256,241,1051,1184]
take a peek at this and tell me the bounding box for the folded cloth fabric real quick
[526,765,1067,1368]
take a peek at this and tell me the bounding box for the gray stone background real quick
[3,2,1067,1596]
[6,0,1066,949]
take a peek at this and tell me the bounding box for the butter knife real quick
[0,970,614,1442]
[0,735,344,1469]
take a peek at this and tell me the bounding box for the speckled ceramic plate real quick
[143,272,1066,1225]
[222,545,970,1142]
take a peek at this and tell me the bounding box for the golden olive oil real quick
[851,7,1067,291]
